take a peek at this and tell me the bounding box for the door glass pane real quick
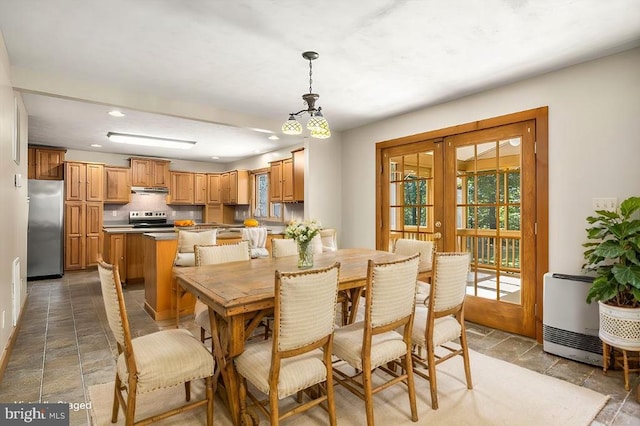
[457,138,522,304]
[388,149,435,244]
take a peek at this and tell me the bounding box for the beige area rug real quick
[89,350,609,425]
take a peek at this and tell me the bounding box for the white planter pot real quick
[598,301,640,350]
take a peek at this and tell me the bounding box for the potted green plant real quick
[583,195,640,350]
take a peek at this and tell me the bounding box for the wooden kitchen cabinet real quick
[104,233,126,283]
[194,173,207,205]
[269,160,283,201]
[220,170,249,205]
[167,171,194,204]
[64,201,103,270]
[207,174,221,204]
[65,162,104,201]
[103,232,146,284]
[282,158,294,201]
[85,202,103,267]
[104,166,131,203]
[130,157,170,187]
[28,146,66,180]
[125,233,145,283]
[27,147,36,179]
[64,201,85,270]
[64,162,104,270]
[282,148,304,202]
[220,172,230,203]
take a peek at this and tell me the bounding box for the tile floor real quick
[0,270,638,425]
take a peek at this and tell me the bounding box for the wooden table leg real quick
[208,307,243,426]
[347,287,364,324]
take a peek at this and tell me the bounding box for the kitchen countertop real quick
[143,231,245,241]
[103,223,285,235]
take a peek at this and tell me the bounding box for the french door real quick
[378,115,543,338]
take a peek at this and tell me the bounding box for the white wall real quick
[338,47,640,276]
[306,133,342,241]
[0,33,28,356]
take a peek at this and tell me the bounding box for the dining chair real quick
[320,228,338,252]
[332,253,420,426]
[97,258,215,426]
[234,262,341,425]
[173,229,217,266]
[272,235,349,325]
[271,238,298,257]
[411,252,472,409]
[193,241,252,346]
[394,238,434,306]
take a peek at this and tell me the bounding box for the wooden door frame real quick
[376,107,548,342]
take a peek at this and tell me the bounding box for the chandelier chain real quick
[308,59,313,94]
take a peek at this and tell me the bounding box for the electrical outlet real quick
[592,197,618,212]
[112,211,117,217]
[172,211,176,217]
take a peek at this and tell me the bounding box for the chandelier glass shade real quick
[281,51,331,139]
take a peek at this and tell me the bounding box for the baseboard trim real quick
[0,296,29,384]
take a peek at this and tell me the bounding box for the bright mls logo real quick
[1,403,68,425]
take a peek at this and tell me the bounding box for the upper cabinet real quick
[207,174,221,204]
[269,160,282,202]
[104,166,131,204]
[167,171,208,205]
[271,148,305,203]
[220,170,249,205]
[282,158,294,201]
[167,171,194,204]
[28,146,66,180]
[130,157,170,187]
[194,173,208,205]
[65,162,104,202]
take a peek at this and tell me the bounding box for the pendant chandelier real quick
[282,51,331,139]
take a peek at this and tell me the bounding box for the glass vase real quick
[297,241,314,269]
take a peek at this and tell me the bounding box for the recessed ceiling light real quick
[91,144,102,148]
[108,110,125,117]
[268,135,280,140]
[211,156,220,160]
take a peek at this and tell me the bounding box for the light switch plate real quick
[592,197,617,212]
[14,173,22,187]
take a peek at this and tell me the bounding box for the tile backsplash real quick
[103,193,203,224]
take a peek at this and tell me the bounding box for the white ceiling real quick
[1,0,639,163]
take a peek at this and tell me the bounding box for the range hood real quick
[131,186,169,194]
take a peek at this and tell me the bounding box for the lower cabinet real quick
[103,232,146,284]
[65,201,103,270]
[103,233,126,282]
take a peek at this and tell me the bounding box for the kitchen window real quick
[253,172,269,218]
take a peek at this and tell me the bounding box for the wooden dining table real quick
[173,247,431,425]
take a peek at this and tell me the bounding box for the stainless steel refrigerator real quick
[27,179,64,279]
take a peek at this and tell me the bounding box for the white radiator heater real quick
[542,272,602,367]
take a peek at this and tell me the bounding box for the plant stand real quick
[598,301,640,391]
[602,343,640,391]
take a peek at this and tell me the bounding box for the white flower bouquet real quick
[285,219,321,244]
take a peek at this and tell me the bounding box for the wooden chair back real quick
[194,240,250,266]
[271,238,298,258]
